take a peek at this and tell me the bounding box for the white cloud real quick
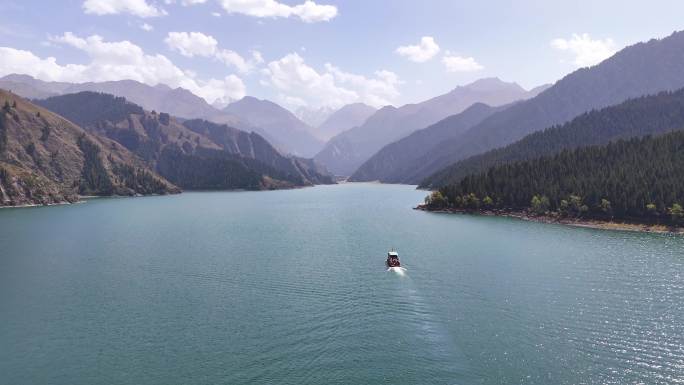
[165,31,218,57]
[211,11,221,16]
[551,33,617,67]
[181,0,207,4]
[261,52,400,109]
[396,36,440,63]
[0,33,245,105]
[164,31,259,73]
[442,53,484,72]
[216,50,250,73]
[250,50,264,64]
[82,0,167,17]
[140,22,154,31]
[216,0,337,22]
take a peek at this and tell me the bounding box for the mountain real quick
[349,103,505,183]
[314,78,541,176]
[317,103,377,140]
[0,74,73,96]
[0,89,178,206]
[36,92,333,190]
[0,74,246,128]
[430,130,684,225]
[296,106,335,129]
[422,89,684,188]
[223,96,324,157]
[419,30,684,187]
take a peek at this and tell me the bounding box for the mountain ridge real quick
[35,92,333,190]
[418,30,684,187]
[314,77,542,176]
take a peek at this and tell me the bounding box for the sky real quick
[1,0,683,112]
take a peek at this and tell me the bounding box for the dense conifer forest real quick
[425,131,684,225]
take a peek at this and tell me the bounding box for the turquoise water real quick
[1,183,682,384]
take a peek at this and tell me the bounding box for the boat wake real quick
[388,266,407,276]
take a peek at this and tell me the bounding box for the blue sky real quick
[1,0,683,111]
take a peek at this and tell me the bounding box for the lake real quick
[1,183,682,384]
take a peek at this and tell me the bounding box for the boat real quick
[386,250,401,267]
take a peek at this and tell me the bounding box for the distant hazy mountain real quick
[317,103,377,140]
[349,103,506,183]
[423,89,684,188]
[420,30,684,188]
[0,89,178,206]
[224,96,324,157]
[36,92,333,190]
[0,74,246,125]
[296,106,335,129]
[0,74,73,96]
[314,78,541,176]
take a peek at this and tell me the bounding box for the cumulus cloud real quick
[0,32,245,105]
[82,0,167,17]
[396,36,440,63]
[442,53,484,72]
[164,31,259,73]
[216,0,337,22]
[261,52,400,109]
[140,22,154,31]
[165,31,218,57]
[551,33,617,67]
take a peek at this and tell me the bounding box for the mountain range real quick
[422,88,684,188]
[349,102,506,183]
[412,30,684,187]
[314,78,546,176]
[0,75,327,157]
[35,92,333,192]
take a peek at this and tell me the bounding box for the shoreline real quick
[0,183,332,210]
[415,206,684,235]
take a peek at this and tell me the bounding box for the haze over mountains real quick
[0,75,324,157]
[223,96,324,157]
[350,30,684,186]
[349,102,506,183]
[314,78,546,176]
[316,103,377,141]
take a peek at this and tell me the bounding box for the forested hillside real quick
[421,89,684,188]
[0,90,178,206]
[37,92,332,190]
[426,131,684,225]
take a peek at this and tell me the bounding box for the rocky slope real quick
[0,89,178,206]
